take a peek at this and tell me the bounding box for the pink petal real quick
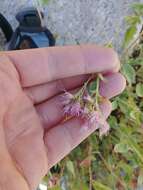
[63,104,72,115]
[70,102,82,116]
[99,121,110,137]
[61,92,73,105]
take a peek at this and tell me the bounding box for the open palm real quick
[0,45,125,190]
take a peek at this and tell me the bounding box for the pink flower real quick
[63,104,72,115]
[61,92,73,105]
[90,111,100,122]
[70,102,82,116]
[87,111,105,125]
[63,102,82,117]
[61,89,110,137]
[83,111,101,129]
[82,107,89,115]
[82,112,110,136]
[99,121,110,137]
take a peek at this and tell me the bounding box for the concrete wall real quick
[0,0,143,51]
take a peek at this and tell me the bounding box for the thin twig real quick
[88,142,93,190]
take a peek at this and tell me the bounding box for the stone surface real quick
[0,0,143,51]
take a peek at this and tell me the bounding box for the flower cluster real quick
[60,77,110,137]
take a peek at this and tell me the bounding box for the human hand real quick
[0,45,126,190]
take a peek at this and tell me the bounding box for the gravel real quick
[0,0,143,51]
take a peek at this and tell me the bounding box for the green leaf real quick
[132,3,143,15]
[108,116,118,129]
[88,80,97,95]
[137,67,143,78]
[127,139,143,163]
[112,100,118,111]
[41,0,50,5]
[128,58,143,66]
[114,143,131,153]
[42,175,48,184]
[93,181,112,190]
[80,184,89,190]
[104,42,113,48]
[48,186,61,190]
[122,63,136,85]
[123,26,137,48]
[136,83,143,97]
[125,15,140,25]
[129,110,139,120]
[118,99,129,114]
[118,162,133,176]
[66,160,75,177]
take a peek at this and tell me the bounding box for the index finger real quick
[5,45,120,87]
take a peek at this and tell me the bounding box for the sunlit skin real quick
[0,45,126,190]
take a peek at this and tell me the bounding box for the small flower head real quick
[82,107,89,115]
[82,111,106,131]
[61,74,111,138]
[82,111,100,129]
[61,92,74,105]
[83,93,93,103]
[63,101,82,117]
[63,104,72,115]
[87,112,95,125]
[88,111,104,125]
[70,102,82,116]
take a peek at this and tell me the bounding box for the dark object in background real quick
[0,13,13,42]
[50,164,61,174]
[0,7,55,50]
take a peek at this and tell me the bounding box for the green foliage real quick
[114,143,131,153]
[132,3,143,15]
[112,100,118,111]
[123,3,143,48]
[125,16,140,26]
[93,181,112,190]
[122,63,136,85]
[66,160,75,177]
[127,57,143,66]
[123,26,137,48]
[88,80,97,95]
[48,186,61,190]
[40,0,50,5]
[136,83,143,97]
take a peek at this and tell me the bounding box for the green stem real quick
[75,75,93,100]
[95,75,100,111]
